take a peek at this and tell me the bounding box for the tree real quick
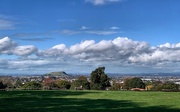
[77,76,90,90]
[162,81,179,92]
[70,76,90,90]
[14,79,23,88]
[122,78,131,90]
[70,80,82,90]
[43,77,58,90]
[123,77,145,90]
[129,77,145,89]
[109,80,122,90]
[0,76,14,88]
[149,81,179,91]
[90,67,110,90]
[22,81,42,90]
[43,77,53,86]
[56,80,71,90]
[151,81,163,91]
[0,81,7,89]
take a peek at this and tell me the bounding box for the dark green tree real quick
[90,67,110,90]
[130,77,145,89]
[0,77,14,88]
[123,77,145,89]
[0,81,7,89]
[56,80,71,90]
[162,81,179,91]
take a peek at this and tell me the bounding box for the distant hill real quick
[44,71,72,78]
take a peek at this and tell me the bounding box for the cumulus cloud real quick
[0,37,37,56]
[52,44,66,50]
[37,37,180,71]
[38,37,150,62]
[85,0,121,5]
[158,42,180,48]
[128,42,180,66]
[12,45,37,56]
[0,37,16,54]
[2,36,180,74]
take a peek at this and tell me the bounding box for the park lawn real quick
[0,90,180,112]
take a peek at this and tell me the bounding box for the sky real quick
[1,0,180,75]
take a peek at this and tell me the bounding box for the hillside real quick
[44,71,71,78]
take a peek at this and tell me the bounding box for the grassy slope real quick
[0,90,180,112]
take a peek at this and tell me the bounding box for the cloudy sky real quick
[1,0,180,74]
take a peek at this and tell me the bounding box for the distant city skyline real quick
[1,0,180,74]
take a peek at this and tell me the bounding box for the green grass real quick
[0,90,180,112]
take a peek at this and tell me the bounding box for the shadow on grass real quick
[0,91,179,112]
[0,90,96,98]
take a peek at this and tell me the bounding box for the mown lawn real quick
[0,90,180,112]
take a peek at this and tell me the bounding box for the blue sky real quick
[0,0,180,74]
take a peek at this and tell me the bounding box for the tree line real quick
[0,67,179,91]
[0,67,110,90]
[110,77,179,91]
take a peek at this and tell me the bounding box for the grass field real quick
[0,90,180,112]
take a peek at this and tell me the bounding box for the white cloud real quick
[110,26,119,30]
[86,0,105,5]
[2,36,180,74]
[128,43,180,66]
[159,42,180,48]
[159,42,171,48]
[38,37,150,62]
[0,37,37,56]
[85,0,121,5]
[37,37,180,73]
[52,44,66,50]
[68,40,95,54]
[81,26,88,30]
[0,37,16,54]
[12,45,37,56]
